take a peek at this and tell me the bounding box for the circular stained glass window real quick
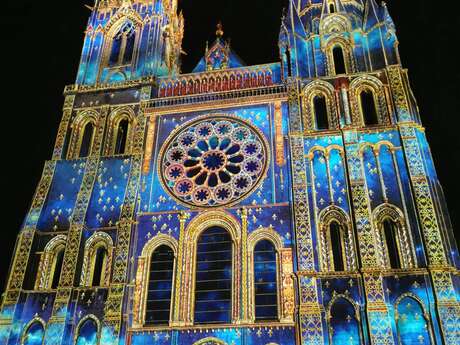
[160,115,269,208]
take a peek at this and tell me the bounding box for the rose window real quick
[160,116,268,207]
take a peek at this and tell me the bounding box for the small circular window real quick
[159,115,269,208]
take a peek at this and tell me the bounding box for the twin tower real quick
[1,0,459,345]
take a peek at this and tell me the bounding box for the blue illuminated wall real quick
[1,1,459,345]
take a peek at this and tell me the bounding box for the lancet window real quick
[80,232,113,288]
[332,46,346,75]
[145,245,175,325]
[373,204,415,269]
[109,21,136,67]
[79,121,95,158]
[303,82,338,131]
[194,226,233,324]
[35,235,67,290]
[360,89,379,125]
[114,118,130,155]
[253,239,278,321]
[313,94,330,130]
[318,206,357,272]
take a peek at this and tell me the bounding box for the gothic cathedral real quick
[1,0,459,344]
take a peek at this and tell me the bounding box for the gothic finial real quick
[216,21,224,38]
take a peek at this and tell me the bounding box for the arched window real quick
[194,226,232,324]
[285,48,292,77]
[329,3,336,13]
[332,46,346,75]
[329,298,361,345]
[51,248,65,289]
[75,318,99,345]
[313,95,329,130]
[79,121,95,158]
[109,21,136,67]
[254,240,278,321]
[145,245,174,325]
[22,321,45,345]
[329,221,345,271]
[396,297,432,345]
[382,218,401,269]
[360,90,379,125]
[91,246,108,287]
[114,118,130,155]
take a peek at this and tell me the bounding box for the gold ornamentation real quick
[35,235,67,290]
[79,232,114,287]
[274,101,285,166]
[349,75,390,126]
[387,66,411,122]
[302,80,339,131]
[133,233,178,327]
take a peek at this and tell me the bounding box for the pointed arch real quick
[68,111,99,159]
[21,317,46,345]
[303,80,338,131]
[320,14,352,35]
[80,232,114,287]
[74,315,100,345]
[327,295,363,345]
[179,211,241,325]
[324,36,354,76]
[99,11,143,81]
[105,107,136,155]
[193,338,227,345]
[133,234,178,327]
[318,206,357,272]
[350,75,390,126]
[373,203,415,269]
[35,235,67,290]
[247,228,284,322]
[395,294,434,345]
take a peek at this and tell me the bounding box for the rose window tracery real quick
[160,116,268,207]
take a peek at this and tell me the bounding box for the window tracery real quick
[159,115,269,208]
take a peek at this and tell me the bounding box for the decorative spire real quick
[216,22,224,38]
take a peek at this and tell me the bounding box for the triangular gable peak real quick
[192,23,246,73]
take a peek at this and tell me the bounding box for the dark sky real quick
[1,1,459,289]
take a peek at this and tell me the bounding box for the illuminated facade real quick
[1,0,459,344]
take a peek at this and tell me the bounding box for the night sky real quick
[1,1,459,289]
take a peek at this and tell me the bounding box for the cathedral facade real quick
[1,0,459,344]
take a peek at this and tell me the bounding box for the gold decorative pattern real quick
[274,101,285,166]
[25,160,57,228]
[53,94,75,159]
[387,65,411,122]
